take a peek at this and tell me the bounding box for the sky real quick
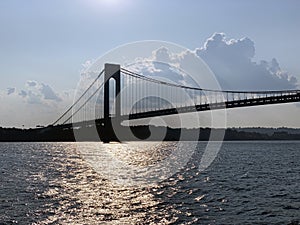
[1,0,300,128]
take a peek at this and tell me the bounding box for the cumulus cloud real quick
[153,47,172,62]
[82,60,94,70]
[19,90,27,98]
[5,80,63,106]
[26,90,43,105]
[40,83,62,102]
[80,59,99,80]
[90,33,298,98]
[26,80,37,87]
[7,87,16,95]
[128,32,298,92]
[1,80,73,127]
[196,33,298,90]
[126,47,201,88]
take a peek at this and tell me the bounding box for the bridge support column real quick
[102,63,121,143]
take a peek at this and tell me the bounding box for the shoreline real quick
[1,126,300,142]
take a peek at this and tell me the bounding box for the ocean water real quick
[0,141,299,224]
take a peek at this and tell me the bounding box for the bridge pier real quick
[102,63,121,143]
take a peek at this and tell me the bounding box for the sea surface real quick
[0,141,299,225]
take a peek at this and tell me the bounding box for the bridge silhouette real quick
[52,63,300,142]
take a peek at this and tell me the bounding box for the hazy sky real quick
[1,0,300,128]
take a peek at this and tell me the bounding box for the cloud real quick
[1,80,74,127]
[82,60,94,70]
[196,33,298,90]
[7,87,16,95]
[26,90,43,105]
[106,34,298,98]
[26,80,38,87]
[19,90,27,98]
[126,47,200,87]
[80,59,99,79]
[5,80,63,105]
[153,47,172,62]
[39,83,62,102]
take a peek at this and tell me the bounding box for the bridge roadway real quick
[55,91,300,129]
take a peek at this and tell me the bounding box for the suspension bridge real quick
[51,63,300,142]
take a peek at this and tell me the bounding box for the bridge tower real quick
[101,63,121,143]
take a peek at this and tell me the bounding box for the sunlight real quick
[105,0,121,5]
[88,0,126,11]
[100,0,120,6]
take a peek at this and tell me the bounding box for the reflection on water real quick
[79,142,198,186]
[0,142,299,224]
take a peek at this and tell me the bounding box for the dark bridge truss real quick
[127,92,300,120]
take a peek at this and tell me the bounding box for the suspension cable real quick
[121,68,300,95]
[62,81,105,125]
[52,69,104,125]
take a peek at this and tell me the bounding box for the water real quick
[0,141,299,224]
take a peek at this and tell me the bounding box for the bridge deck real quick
[55,92,300,129]
[126,92,300,120]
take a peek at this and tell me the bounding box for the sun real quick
[84,0,133,16]
[85,0,130,12]
[101,0,120,5]
[92,0,123,8]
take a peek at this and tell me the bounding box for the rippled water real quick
[0,141,299,224]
